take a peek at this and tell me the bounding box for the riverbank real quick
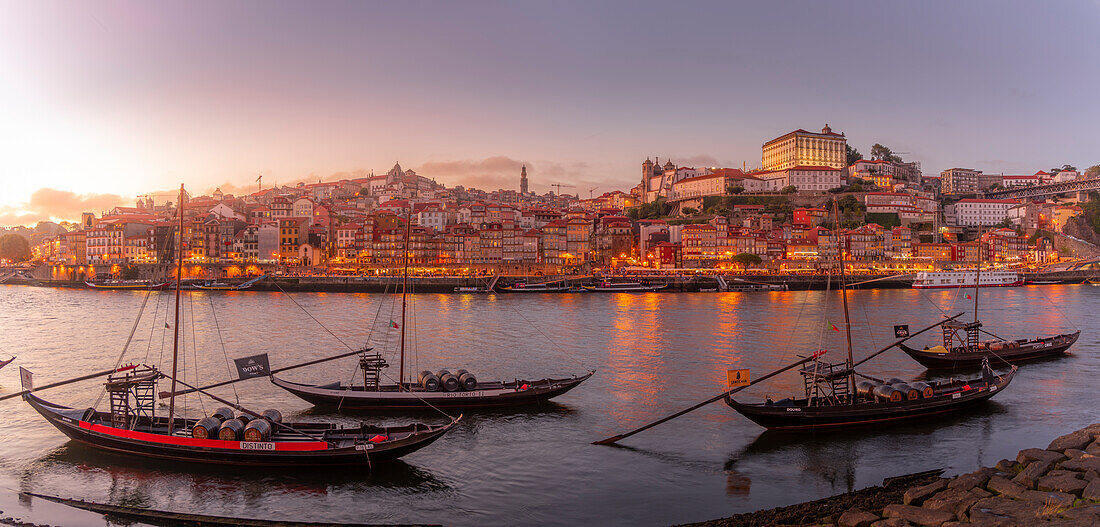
[5,270,1100,293]
[692,424,1100,526]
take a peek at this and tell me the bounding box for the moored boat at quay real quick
[911,270,1021,289]
[84,279,168,290]
[583,280,667,292]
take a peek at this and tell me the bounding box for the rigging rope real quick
[143,290,163,364]
[207,294,240,405]
[188,291,205,415]
[92,289,153,409]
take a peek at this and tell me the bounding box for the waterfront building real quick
[952,198,1020,227]
[751,165,843,192]
[761,124,847,171]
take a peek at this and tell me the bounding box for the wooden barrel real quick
[855,381,878,398]
[458,372,478,391]
[418,371,440,391]
[873,385,902,402]
[439,373,461,392]
[218,419,245,440]
[261,409,282,424]
[192,416,222,439]
[891,383,920,401]
[211,407,234,423]
[909,382,934,399]
[236,413,254,425]
[243,419,273,442]
[886,377,906,385]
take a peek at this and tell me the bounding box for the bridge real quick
[985,177,1100,199]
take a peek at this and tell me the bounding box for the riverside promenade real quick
[698,424,1100,526]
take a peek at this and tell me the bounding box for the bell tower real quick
[520,164,529,195]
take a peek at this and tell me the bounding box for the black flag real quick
[233,353,271,379]
[894,325,910,338]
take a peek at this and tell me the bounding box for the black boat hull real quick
[271,372,593,410]
[726,371,1014,431]
[898,331,1079,369]
[26,394,455,467]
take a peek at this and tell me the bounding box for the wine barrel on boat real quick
[218,419,244,440]
[856,381,878,398]
[192,417,222,439]
[235,413,254,425]
[909,381,934,399]
[886,378,905,385]
[243,419,273,442]
[873,385,903,402]
[211,407,234,422]
[418,370,440,391]
[261,409,282,424]
[456,369,477,391]
[438,370,460,392]
[891,383,920,401]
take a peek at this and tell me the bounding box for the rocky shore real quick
[692,424,1100,526]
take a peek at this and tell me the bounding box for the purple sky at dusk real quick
[1,1,1098,226]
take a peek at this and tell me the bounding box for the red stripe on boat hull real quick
[77,421,328,451]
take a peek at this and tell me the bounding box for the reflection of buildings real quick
[725,470,752,496]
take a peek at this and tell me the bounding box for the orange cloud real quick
[0,188,130,227]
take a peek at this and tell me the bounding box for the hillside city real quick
[6,124,1100,280]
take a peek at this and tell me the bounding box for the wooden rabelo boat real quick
[725,203,1016,431]
[898,228,1079,369]
[84,280,168,290]
[273,213,593,411]
[0,356,13,371]
[20,185,457,467]
[497,280,571,293]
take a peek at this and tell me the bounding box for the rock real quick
[1062,456,1100,473]
[904,478,949,505]
[1084,478,1100,500]
[1086,440,1100,456]
[1066,448,1087,459]
[993,459,1019,473]
[1062,505,1100,522]
[969,486,992,498]
[986,475,1026,498]
[870,519,912,527]
[1013,460,1052,489]
[882,503,954,526]
[1018,489,1076,508]
[1037,472,1088,494]
[839,507,881,527]
[924,487,978,516]
[1049,430,1095,452]
[947,467,995,491]
[1083,469,1100,482]
[1017,448,1067,465]
[967,496,1046,523]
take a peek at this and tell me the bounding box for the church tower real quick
[642,158,654,192]
[520,164,529,195]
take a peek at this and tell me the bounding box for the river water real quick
[0,284,1095,526]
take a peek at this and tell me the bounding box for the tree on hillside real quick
[681,207,699,216]
[1085,165,1100,177]
[780,185,797,194]
[727,185,745,195]
[1050,164,1077,174]
[0,233,31,262]
[870,143,902,163]
[846,144,863,165]
[730,252,763,268]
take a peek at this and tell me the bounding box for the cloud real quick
[0,188,130,227]
[413,156,597,192]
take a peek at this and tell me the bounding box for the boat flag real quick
[829,322,840,332]
[390,320,399,329]
[965,294,972,299]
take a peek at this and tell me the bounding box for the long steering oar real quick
[593,350,826,446]
[849,312,964,370]
[0,364,139,403]
[159,348,369,399]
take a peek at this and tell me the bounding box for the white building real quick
[761,124,847,171]
[752,165,843,192]
[416,207,447,231]
[952,199,1020,227]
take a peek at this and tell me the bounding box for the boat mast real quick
[833,201,855,398]
[973,225,982,323]
[167,184,185,434]
[398,211,412,390]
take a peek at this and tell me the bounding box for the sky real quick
[1,1,1099,227]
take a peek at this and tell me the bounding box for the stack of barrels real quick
[855,378,935,402]
[417,369,478,392]
[192,407,283,442]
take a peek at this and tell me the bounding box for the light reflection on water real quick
[0,284,1095,526]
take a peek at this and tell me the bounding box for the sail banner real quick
[234,354,271,379]
[894,325,910,338]
[19,367,33,390]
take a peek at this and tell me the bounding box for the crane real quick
[549,183,576,196]
[588,186,599,199]
[256,174,263,193]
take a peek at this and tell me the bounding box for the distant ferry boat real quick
[911,270,1022,289]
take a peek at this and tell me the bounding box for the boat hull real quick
[898,331,1079,369]
[271,372,593,410]
[912,281,1023,289]
[725,371,1013,431]
[84,281,168,290]
[26,394,455,466]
